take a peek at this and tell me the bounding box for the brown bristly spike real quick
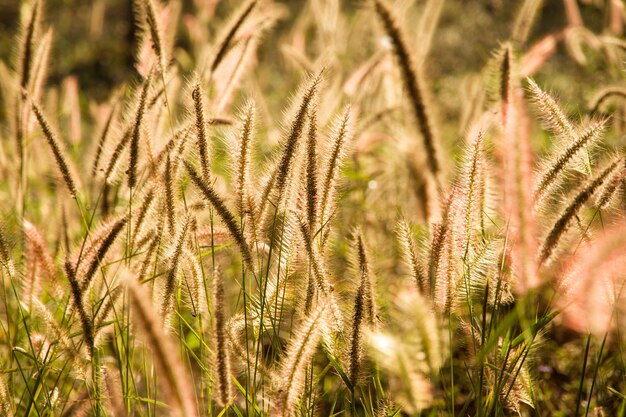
[304,268,316,315]
[31,100,78,197]
[297,216,330,296]
[64,260,94,358]
[192,78,211,180]
[143,0,167,72]
[306,109,319,232]
[102,86,168,185]
[182,249,202,315]
[136,228,156,251]
[213,268,232,407]
[539,158,622,265]
[527,78,575,140]
[80,215,128,292]
[355,230,376,325]
[596,169,622,209]
[348,230,378,388]
[373,0,441,180]
[297,216,344,330]
[125,275,198,417]
[148,83,166,108]
[164,153,176,234]
[303,110,319,310]
[129,72,152,189]
[429,192,453,295]
[0,225,11,274]
[210,0,258,73]
[271,71,323,207]
[534,119,606,204]
[185,162,254,271]
[161,215,191,323]
[18,0,40,89]
[348,269,367,388]
[320,107,351,226]
[235,101,255,219]
[101,80,168,181]
[60,204,70,254]
[397,218,429,295]
[459,120,487,248]
[15,1,41,173]
[274,303,328,417]
[0,373,13,417]
[500,45,512,126]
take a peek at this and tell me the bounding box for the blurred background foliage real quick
[0,0,622,114]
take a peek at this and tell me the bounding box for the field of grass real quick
[1,0,626,416]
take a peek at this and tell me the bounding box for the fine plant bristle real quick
[161,214,191,323]
[349,269,367,387]
[499,44,512,125]
[319,107,351,228]
[142,0,167,72]
[234,101,255,219]
[272,71,322,207]
[0,374,13,417]
[31,100,78,197]
[164,153,176,234]
[79,215,127,292]
[539,157,622,264]
[305,109,319,232]
[191,78,211,180]
[527,78,575,140]
[397,217,429,294]
[27,27,51,103]
[373,0,442,181]
[348,230,378,389]
[213,267,232,407]
[64,260,94,357]
[355,230,376,326]
[18,0,40,89]
[128,72,152,189]
[185,162,253,269]
[533,117,606,203]
[210,0,258,73]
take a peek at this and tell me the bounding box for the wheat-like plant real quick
[1,1,625,416]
